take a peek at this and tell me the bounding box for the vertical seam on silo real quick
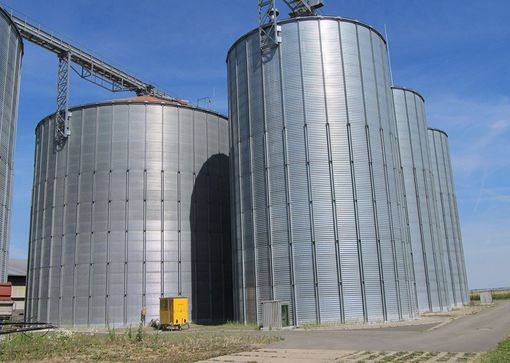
[38,123,43,319]
[405,92,432,312]
[452,191,467,301]
[433,132,453,307]
[0,25,10,283]
[353,24,369,323]
[160,106,164,299]
[44,109,55,321]
[233,46,247,324]
[424,127,447,309]
[1,25,11,283]
[338,21,367,323]
[208,113,213,320]
[245,41,259,324]
[40,115,48,321]
[228,79,236,323]
[124,110,130,326]
[260,40,275,304]
[379,127,401,319]
[364,29,387,321]
[206,111,213,320]
[373,37,401,321]
[429,143,449,308]
[414,96,443,310]
[319,19,345,324]
[385,75,403,321]
[31,133,38,316]
[177,108,182,296]
[391,90,417,317]
[38,118,46,321]
[190,111,196,320]
[0,25,8,282]
[72,110,84,326]
[124,107,129,325]
[440,135,459,306]
[7,35,22,288]
[448,158,467,301]
[30,124,39,320]
[39,125,46,320]
[379,88,402,319]
[436,133,457,306]
[143,105,148,309]
[58,119,69,325]
[432,133,456,306]
[441,136,463,305]
[449,181,464,300]
[444,140,466,302]
[217,114,226,321]
[297,20,321,323]
[26,125,38,320]
[44,118,51,319]
[191,109,197,319]
[105,107,113,326]
[415,97,441,310]
[89,106,99,326]
[275,24,297,327]
[28,130,37,318]
[454,194,468,301]
[228,55,236,321]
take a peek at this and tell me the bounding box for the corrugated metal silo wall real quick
[26,101,232,326]
[0,9,22,282]
[228,16,415,326]
[428,129,469,306]
[392,88,450,312]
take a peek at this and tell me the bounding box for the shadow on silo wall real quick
[190,153,233,324]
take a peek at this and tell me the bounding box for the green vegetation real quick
[437,352,457,362]
[191,321,260,330]
[478,336,510,362]
[470,290,510,301]
[0,329,280,362]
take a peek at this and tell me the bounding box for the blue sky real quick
[3,0,509,289]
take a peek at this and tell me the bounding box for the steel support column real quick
[55,52,71,150]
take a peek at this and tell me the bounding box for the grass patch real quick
[0,330,280,362]
[191,321,260,331]
[478,335,510,362]
[437,352,457,362]
[470,290,510,301]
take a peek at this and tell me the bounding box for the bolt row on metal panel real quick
[0,8,22,283]
[228,16,417,326]
[26,100,232,327]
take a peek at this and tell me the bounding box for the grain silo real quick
[428,128,469,306]
[26,97,232,327]
[227,16,415,326]
[0,8,23,282]
[392,87,449,312]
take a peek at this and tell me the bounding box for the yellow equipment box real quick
[159,297,189,330]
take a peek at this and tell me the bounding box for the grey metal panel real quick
[228,16,413,326]
[428,129,467,307]
[28,101,231,326]
[0,9,22,283]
